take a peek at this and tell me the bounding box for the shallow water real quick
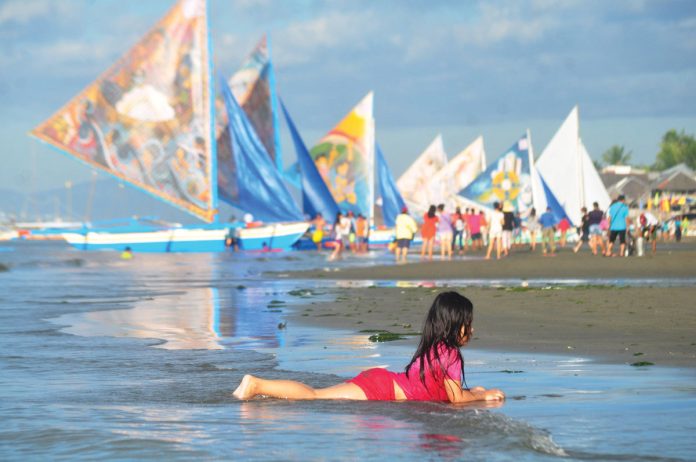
[1,241,695,461]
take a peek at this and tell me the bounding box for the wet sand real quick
[286,245,696,281]
[283,243,696,369]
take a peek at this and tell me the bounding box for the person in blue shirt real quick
[605,195,630,257]
[538,207,557,256]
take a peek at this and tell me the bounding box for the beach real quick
[283,244,696,369]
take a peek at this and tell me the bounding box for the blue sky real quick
[1,0,695,194]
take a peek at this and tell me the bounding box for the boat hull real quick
[62,222,309,253]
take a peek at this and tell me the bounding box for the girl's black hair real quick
[427,205,437,218]
[405,291,473,389]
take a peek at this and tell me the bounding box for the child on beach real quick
[233,292,505,404]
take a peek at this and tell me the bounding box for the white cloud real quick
[0,0,74,25]
[273,10,377,66]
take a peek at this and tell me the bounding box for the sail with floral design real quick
[458,133,534,215]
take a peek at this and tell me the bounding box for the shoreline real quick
[281,245,696,370]
[285,285,696,369]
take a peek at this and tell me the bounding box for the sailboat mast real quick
[206,0,219,223]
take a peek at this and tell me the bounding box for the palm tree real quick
[602,145,632,166]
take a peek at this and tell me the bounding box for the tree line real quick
[597,130,696,171]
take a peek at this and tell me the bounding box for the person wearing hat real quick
[605,195,630,257]
[394,206,418,263]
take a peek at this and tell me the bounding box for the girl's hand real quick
[483,388,505,401]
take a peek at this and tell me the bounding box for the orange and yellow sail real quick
[31,0,217,222]
[309,92,375,218]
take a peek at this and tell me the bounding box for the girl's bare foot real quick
[233,374,256,400]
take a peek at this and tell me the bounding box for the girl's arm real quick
[444,379,505,403]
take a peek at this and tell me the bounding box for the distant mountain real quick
[0,180,239,224]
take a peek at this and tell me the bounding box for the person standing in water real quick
[233,291,505,404]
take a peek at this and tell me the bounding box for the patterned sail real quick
[430,135,486,207]
[31,0,216,222]
[459,133,534,215]
[216,35,282,207]
[309,92,375,218]
[397,135,448,215]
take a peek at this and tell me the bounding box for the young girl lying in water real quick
[233,291,505,404]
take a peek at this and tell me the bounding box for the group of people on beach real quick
[307,195,689,263]
[310,211,370,261]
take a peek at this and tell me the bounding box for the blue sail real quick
[539,174,571,224]
[376,143,405,227]
[221,79,303,223]
[280,100,339,221]
[283,161,302,190]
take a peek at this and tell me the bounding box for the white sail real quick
[579,138,611,211]
[429,136,486,207]
[397,134,448,215]
[535,106,611,225]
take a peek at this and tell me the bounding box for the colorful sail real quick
[429,135,486,207]
[308,92,375,218]
[222,80,302,223]
[459,133,534,214]
[216,35,282,208]
[31,0,216,222]
[281,101,339,221]
[376,143,406,227]
[535,106,610,225]
[397,135,448,215]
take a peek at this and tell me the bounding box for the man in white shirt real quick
[394,207,418,264]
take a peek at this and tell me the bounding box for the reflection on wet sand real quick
[53,285,299,351]
[57,288,223,349]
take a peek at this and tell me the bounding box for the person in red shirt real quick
[420,205,439,261]
[233,291,505,404]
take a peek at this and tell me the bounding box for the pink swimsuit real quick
[347,344,462,401]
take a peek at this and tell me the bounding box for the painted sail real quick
[397,135,448,215]
[429,135,486,207]
[309,92,375,218]
[459,133,534,214]
[222,80,302,223]
[31,0,216,222]
[281,101,339,221]
[216,35,282,208]
[376,143,406,227]
[535,106,610,225]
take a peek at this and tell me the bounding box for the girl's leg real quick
[233,374,367,400]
